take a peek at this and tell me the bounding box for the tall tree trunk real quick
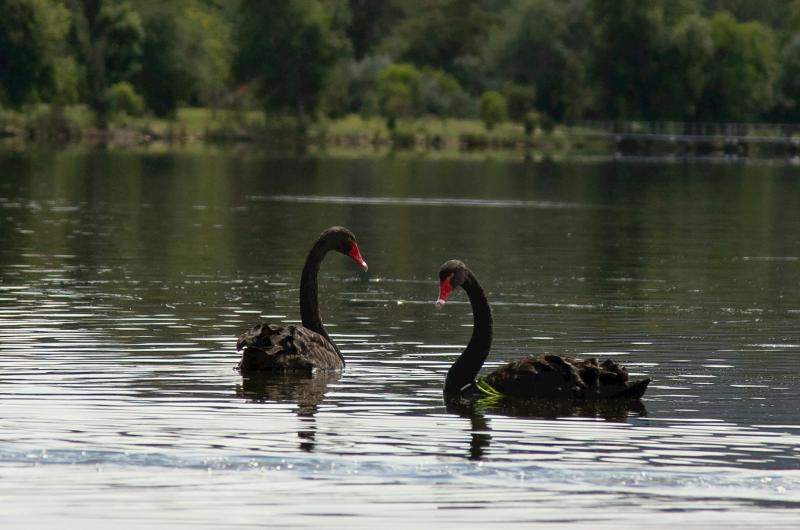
[295,96,308,153]
[68,0,109,127]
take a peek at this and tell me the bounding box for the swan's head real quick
[435,259,468,309]
[321,226,368,272]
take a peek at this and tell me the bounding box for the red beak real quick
[435,274,454,309]
[348,242,368,272]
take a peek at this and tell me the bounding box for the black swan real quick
[236,226,368,372]
[435,260,650,400]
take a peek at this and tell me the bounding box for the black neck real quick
[444,270,493,394]
[299,237,343,362]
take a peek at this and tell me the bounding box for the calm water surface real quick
[1,149,799,528]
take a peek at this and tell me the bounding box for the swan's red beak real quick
[435,274,453,309]
[348,242,368,272]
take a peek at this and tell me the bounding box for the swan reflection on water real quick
[235,371,340,452]
[445,396,648,460]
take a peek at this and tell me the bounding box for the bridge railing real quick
[568,120,800,139]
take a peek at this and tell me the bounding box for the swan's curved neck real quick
[444,270,493,394]
[299,238,343,361]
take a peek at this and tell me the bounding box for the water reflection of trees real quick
[446,396,647,461]
[236,371,340,452]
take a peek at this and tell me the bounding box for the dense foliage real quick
[3,0,800,126]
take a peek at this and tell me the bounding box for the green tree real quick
[777,34,800,120]
[590,0,669,120]
[657,14,714,120]
[0,0,71,107]
[419,68,470,117]
[372,63,422,129]
[479,90,507,130]
[235,0,347,130]
[484,0,590,120]
[338,54,393,116]
[787,0,800,34]
[503,83,536,122]
[104,80,144,116]
[703,0,795,29]
[387,0,498,79]
[697,12,778,121]
[346,0,402,59]
[136,1,233,116]
[561,54,594,121]
[50,56,81,105]
[68,0,144,122]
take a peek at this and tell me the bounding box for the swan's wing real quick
[483,355,650,400]
[484,355,586,399]
[236,323,343,371]
[576,358,635,398]
[566,356,651,399]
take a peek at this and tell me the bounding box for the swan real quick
[236,226,368,372]
[435,260,650,400]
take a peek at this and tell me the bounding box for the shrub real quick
[419,68,470,118]
[104,82,145,117]
[372,63,422,129]
[479,90,507,130]
[459,132,488,150]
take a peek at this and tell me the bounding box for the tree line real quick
[3,0,800,130]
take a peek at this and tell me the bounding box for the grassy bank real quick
[0,105,265,145]
[16,105,797,160]
[0,105,606,155]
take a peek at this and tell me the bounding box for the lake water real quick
[0,148,799,528]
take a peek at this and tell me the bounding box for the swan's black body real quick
[236,227,367,372]
[436,260,650,400]
[236,322,345,371]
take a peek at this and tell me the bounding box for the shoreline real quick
[2,107,800,159]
